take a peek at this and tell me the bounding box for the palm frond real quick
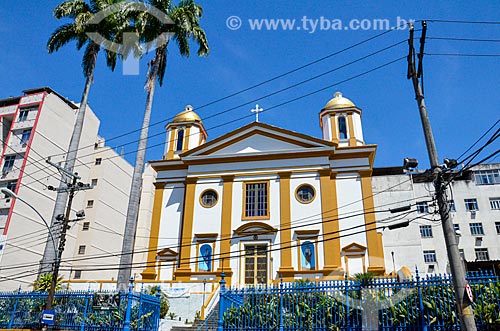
[47,23,79,53]
[54,0,91,19]
[82,42,100,77]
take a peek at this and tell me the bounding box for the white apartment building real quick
[0,87,133,290]
[373,163,500,275]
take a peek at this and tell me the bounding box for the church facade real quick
[140,92,385,286]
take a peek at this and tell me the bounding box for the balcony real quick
[11,119,35,131]
[0,105,17,116]
[0,168,20,181]
[7,142,28,154]
[0,197,12,209]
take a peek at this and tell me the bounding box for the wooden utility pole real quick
[407,21,477,330]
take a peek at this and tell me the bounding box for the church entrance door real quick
[244,244,267,285]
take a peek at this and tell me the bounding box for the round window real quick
[200,190,218,208]
[296,185,315,203]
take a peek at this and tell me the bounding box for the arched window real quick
[198,244,212,271]
[300,241,315,270]
[338,116,347,139]
[176,129,184,151]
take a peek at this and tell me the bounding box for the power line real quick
[20,55,406,188]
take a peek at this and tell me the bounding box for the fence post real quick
[80,288,91,331]
[344,273,350,330]
[155,289,161,331]
[217,272,226,331]
[415,267,427,331]
[123,277,134,331]
[8,286,21,329]
[279,278,283,331]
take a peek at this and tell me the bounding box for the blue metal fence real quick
[0,280,160,331]
[216,271,499,331]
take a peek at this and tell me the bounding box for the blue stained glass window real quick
[300,241,315,270]
[198,244,212,271]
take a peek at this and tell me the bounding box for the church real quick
[139,92,385,286]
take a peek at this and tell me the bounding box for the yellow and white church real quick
[139,92,385,287]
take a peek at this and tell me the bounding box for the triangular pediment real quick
[342,242,367,253]
[183,122,335,157]
[157,248,178,261]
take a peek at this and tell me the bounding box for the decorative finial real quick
[334,91,342,98]
[185,105,193,112]
[251,104,263,122]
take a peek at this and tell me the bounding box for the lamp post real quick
[0,188,57,255]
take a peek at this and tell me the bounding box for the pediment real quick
[157,248,178,261]
[183,122,334,158]
[342,242,366,254]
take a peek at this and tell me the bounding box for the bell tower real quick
[164,105,207,160]
[319,92,364,147]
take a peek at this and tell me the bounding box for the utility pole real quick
[43,160,91,314]
[407,21,477,330]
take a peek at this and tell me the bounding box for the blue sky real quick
[0,1,499,169]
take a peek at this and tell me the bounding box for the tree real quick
[42,0,128,275]
[116,0,209,289]
[33,273,63,291]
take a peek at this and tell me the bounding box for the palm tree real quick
[42,0,126,275]
[116,0,209,289]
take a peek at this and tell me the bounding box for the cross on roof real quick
[251,104,263,122]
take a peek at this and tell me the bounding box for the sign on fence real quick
[41,309,55,325]
[92,292,120,310]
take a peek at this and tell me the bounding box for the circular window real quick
[200,189,218,208]
[296,185,315,204]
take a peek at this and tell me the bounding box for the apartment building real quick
[372,163,500,275]
[0,87,133,290]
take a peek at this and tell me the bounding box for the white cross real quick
[251,104,263,122]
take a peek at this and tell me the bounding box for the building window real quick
[489,198,500,210]
[464,199,479,211]
[176,129,184,151]
[495,222,500,234]
[244,245,268,285]
[416,201,429,214]
[419,225,433,238]
[2,156,15,173]
[469,223,484,236]
[423,250,437,263]
[448,200,456,212]
[198,243,212,271]
[87,200,94,208]
[244,182,269,218]
[73,270,82,279]
[474,170,500,185]
[200,189,218,208]
[338,116,347,139]
[95,158,102,165]
[300,240,316,270]
[82,222,90,231]
[18,110,29,121]
[453,224,460,232]
[20,129,31,145]
[296,184,315,204]
[78,245,86,255]
[91,178,98,187]
[475,248,490,261]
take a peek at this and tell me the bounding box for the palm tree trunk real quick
[117,55,159,290]
[39,45,99,275]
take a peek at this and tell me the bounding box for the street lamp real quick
[0,188,57,254]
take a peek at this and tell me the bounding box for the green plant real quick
[33,273,63,291]
[168,312,176,320]
[145,285,170,318]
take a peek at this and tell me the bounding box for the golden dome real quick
[324,92,355,110]
[172,105,202,123]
